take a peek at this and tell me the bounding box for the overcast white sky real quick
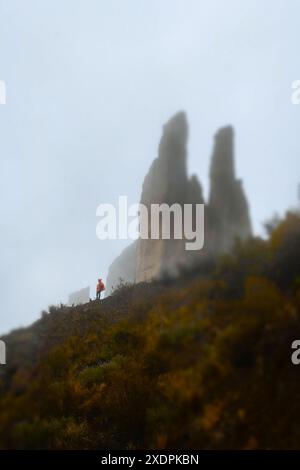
[0,0,299,334]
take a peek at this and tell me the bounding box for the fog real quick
[0,0,299,333]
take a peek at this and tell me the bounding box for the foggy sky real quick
[0,0,299,334]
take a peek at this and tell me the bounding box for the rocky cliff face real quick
[106,112,252,294]
[136,112,189,283]
[68,287,90,306]
[106,241,138,293]
[208,126,252,254]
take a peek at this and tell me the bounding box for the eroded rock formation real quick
[106,241,138,293]
[136,111,189,282]
[208,126,252,255]
[68,286,90,306]
[106,112,252,294]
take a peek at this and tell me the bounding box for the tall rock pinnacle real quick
[210,126,235,189]
[140,111,189,207]
[208,126,252,253]
[136,112,189,282]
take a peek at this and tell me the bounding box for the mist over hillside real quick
[1,212,300,449]
[1,0,300,333]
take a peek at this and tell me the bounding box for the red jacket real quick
[96,280,105,293]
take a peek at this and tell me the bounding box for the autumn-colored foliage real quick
[0,212,300,449]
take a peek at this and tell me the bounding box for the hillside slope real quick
[0,213,300,450]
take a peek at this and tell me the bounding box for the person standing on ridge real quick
[96,278,105,300]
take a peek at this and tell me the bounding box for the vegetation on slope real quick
[0,212,300,449]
